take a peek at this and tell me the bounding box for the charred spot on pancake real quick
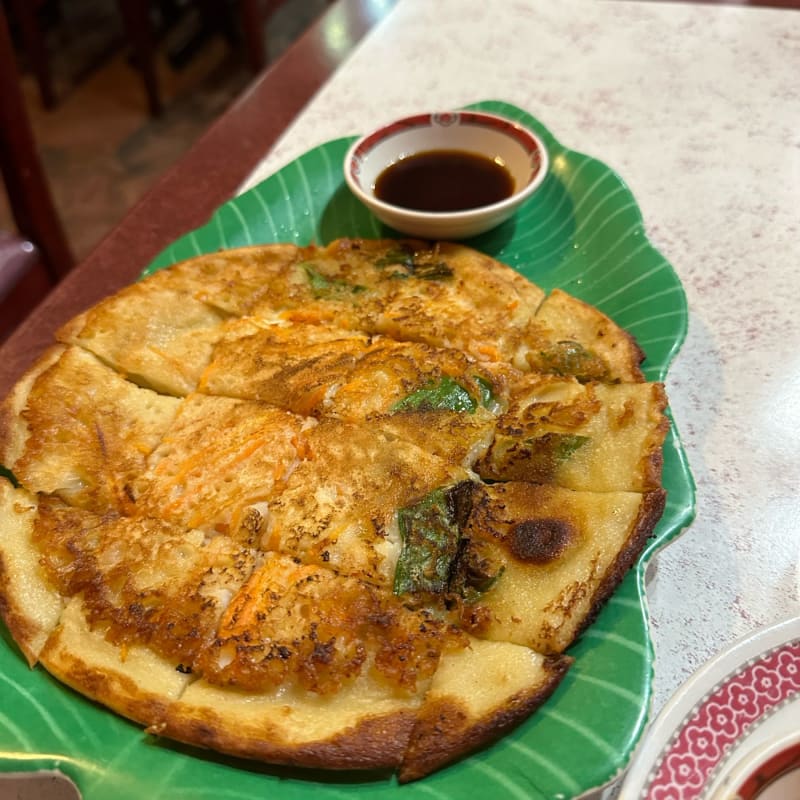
[508,518,574,564]
[448,537,504,605]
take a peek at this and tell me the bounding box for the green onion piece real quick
[390,376,478,414]
[0,465,19,488]
[393,482,474,596]
[475,375,501,412]
[374,249,453,280]
[539,340,610,382]
[374,248,414,269]
[302,264,366,297]
[526,432,590,481]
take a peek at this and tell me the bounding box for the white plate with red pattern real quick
[619,615,800,800]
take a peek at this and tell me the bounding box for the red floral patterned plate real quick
[619,616,800,800]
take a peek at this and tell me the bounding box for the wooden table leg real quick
[0,7,73,280]
[116,0,163,117]
[6,0,56,109]
[236,0,267,73]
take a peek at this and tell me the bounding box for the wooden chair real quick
[4,0,57,109]
[4,0,166,116]
[0,233,55,342]
[0,5,73,342]
[4,1,321,118]
[115,1,328,116]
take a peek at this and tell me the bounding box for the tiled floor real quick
[2,0,329,262]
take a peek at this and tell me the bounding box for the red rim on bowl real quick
[352,111,543,170]
[735,741,800,800]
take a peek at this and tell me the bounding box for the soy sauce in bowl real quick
[374,150,515,213]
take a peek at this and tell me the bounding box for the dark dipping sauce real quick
[374,149,515,213]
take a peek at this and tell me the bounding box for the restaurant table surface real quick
[1,0,799,796]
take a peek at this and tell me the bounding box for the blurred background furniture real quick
[0,0,334,342]
[4,0,58,108]
[0,5,73,342]
[4,0,333,116]
[0,0,387,371]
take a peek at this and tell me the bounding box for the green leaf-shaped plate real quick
[1,101,696,799]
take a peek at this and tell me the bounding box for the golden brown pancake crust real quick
[398,655,571,783]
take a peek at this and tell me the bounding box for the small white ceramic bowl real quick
[344,111,548,240]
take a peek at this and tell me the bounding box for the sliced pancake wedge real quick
[366,241,547,370]
[153,550,468,771]
[161,632,570,779]
[151,243,300,315]
[198,316,373,410]
[399,636,571,782]
[527,288,645,382]
[477,374,669,491]
[0,345,62,472]
[32,496,259,669]
[0,482,258,672]
[458,482,666,653]
[57,277,230,396]
[264,420,471,587]
[196,551,460,694]
[0,483,62,665]
[38,562,432,772]
[202,318,508,417]
[245,238,396,330]
[0,345,180,512]
[155,673,422,771]
[201,319,506,464]
[134,393,313,537]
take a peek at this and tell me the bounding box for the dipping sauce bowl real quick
[344,111,548,240]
